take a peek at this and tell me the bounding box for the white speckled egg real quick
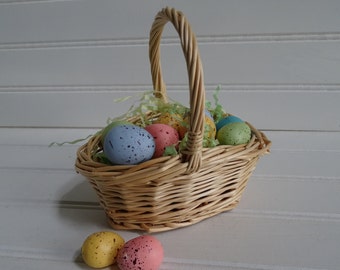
[103,124,155,165]
[217,122,251,145]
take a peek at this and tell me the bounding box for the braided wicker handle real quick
[149,7,205,173]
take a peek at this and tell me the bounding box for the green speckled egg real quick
[217,122,251,145]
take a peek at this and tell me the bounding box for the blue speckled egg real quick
[216,115,243,131]
[100,120,132,144]
[205,109,214,120]
[103,124,155,165]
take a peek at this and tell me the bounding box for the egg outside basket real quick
[75,7,271,233]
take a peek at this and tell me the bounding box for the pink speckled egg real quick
[145,123,179,158]
[116,235,164,270]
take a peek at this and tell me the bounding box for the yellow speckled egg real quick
[179,115,216,140]
[155,113,184,133]
[204,115,216,140]
[81,231,125,269]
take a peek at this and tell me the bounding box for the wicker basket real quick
[75,7,271,232]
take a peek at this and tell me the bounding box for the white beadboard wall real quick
[1,1,340,270]
[0,0,340,130]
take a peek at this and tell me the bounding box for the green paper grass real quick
[50,86,226,157]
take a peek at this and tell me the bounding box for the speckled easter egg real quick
[116,235,164,270]
[178,114,216,140]
[100,120,132,144]
[204,115,217,140]
[155,113,184,133]
[145,123,179,158]
[217,122,251,145]
[103,124,155,165]
[205,109,214,120]
[81,231,125,269]
[216,115,243,131]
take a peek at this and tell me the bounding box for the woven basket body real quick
[75,7,271,232]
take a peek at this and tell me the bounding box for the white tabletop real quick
[1,128,339,270]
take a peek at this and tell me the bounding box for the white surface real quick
[1,0,340,269]
[1,129,339,270]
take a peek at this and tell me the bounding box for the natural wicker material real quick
[75,7,271,232]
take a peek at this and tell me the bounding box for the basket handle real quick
[149,7,205,173]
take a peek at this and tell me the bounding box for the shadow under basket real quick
[75,7,271,233]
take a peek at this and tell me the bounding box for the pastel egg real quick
[81,231,125,268]
[100,120,132,144]
[155,113,184,134]
[204,115,217,140]
[205,109,214,120]
[216,115,243,131]
[103,124,155,165]
[179,115,216,140]
[145,123,179,158]
[217,122,251,145]
[117,235,164,270]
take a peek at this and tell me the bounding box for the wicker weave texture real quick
[150,7,206,173]
[75,7,271,232]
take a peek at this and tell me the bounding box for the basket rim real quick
[75,121,271,179]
